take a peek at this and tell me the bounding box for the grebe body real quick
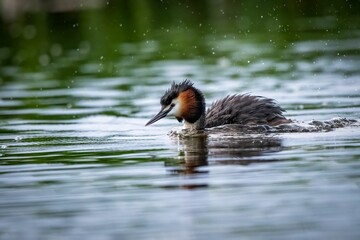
[145,80,290,130]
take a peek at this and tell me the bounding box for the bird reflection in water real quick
[164,131,283,189]
[166,134,209,175]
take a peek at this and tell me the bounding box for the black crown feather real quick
[160,79,194,106]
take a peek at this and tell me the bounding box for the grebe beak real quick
[145,106,173,126]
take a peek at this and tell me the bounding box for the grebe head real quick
[145,80,206,130]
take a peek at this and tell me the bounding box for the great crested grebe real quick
[145,80,290,131]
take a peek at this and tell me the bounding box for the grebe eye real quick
[170,103,175,107]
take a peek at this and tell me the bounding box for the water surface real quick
[1,3,360,240]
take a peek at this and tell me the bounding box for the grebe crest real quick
[145,80,290,133]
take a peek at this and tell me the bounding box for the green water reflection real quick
[1,0,360,75]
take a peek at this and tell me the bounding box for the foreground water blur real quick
[1,1,360,239]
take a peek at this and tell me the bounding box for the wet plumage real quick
[205,94,288,128]
[146,80,290,130]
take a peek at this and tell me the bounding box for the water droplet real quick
[1,145,7,149]
[14,136,22,142]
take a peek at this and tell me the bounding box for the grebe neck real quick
[183,113,205,130]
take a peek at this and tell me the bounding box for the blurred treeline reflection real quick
[0,0,359,72]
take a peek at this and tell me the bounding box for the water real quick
[1,3,360,240]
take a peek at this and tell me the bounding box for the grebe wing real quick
[205,94,289,128]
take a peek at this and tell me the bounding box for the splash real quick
[169,118,359,137]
